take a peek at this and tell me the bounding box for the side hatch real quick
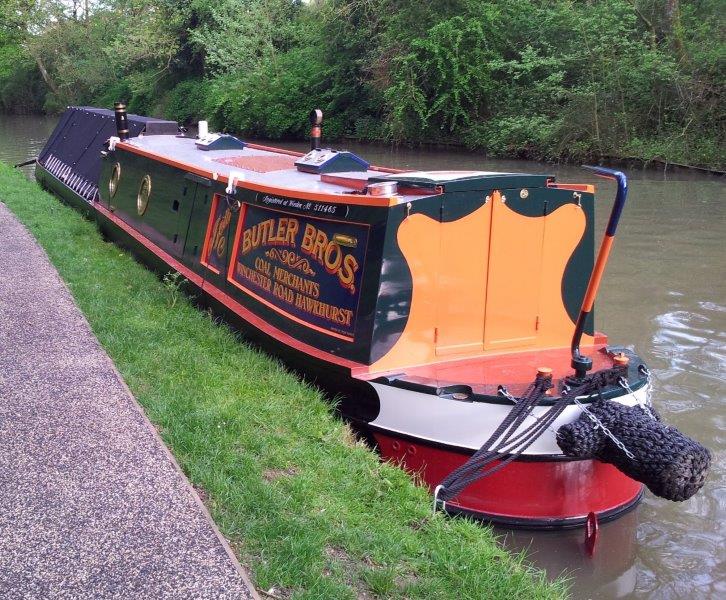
[183,176,234,288]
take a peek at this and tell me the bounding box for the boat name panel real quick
[227,202,369,340]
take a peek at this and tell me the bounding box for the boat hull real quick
[373,431,643,528]
[363,376,648,526]
[36,161,96,218]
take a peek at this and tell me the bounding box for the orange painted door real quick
[435,194,492,356]
[483,190,545,350]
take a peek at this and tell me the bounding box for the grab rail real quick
[571,166,629,378]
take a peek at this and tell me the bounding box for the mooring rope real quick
[434,367,626,508]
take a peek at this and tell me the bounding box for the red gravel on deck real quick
[0,204,258,599]
[213,155,297,173]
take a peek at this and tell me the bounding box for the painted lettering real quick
[210,207,232,259]
[338,254,359,294]
[254,257,271,276]
[301,223,359,293]
[242,217,299,255]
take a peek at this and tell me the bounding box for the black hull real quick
[79,183,382,424]
[39,161,384,426]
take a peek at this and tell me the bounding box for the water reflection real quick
[1,115,723,599]
[0,114,57,178]
[499,509,640,599]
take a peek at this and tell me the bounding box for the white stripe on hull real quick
[369,382,650,456]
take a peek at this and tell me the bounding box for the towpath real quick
[0,202,257,599]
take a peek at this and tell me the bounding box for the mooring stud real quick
[536,367,553,379]
[613,352,630,367]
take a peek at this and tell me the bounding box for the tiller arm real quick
[571,166,629,378]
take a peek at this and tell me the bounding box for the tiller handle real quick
[571,166,629,378]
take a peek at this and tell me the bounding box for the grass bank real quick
[0,162,565,599]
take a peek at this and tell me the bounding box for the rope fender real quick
[434,366,711,509]
[556,401,711,502]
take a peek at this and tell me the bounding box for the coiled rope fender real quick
[556,401,711,502]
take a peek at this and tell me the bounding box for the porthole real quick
[109,162,121,198]
[137,174,152,216]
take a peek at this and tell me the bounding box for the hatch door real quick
[182,177,233,286]
[435,193,492,356]
[483,190,545,350]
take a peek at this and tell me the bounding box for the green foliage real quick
[164,78,207,124]
[0,0,723,167]
[385,14,500,140]
[204,44,332,139]
[0,41,43,112]
[381,0,723,166]
[188,0,301,76]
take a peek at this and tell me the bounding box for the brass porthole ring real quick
[109,162,121,199]
[137,174,152,216]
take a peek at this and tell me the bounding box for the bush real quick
[164,79,208,124]
[1,0,722,168]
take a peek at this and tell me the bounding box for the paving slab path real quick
[0,203,257,599]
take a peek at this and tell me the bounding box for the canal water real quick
[1,114,724,599]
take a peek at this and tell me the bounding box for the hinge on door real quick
[434,327,438,343]
[535,316,540,330]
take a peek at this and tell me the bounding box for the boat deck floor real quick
[373,344,622,396]
[0,204,257,599]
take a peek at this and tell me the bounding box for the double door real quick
[435,190,546,357]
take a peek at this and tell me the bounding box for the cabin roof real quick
[123,134,417,201]
[122,134,552,200]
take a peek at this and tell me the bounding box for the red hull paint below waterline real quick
[374,432,643,528]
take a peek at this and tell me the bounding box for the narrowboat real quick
[34,105,709,531]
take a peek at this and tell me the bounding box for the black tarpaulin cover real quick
[39,106,177,190]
